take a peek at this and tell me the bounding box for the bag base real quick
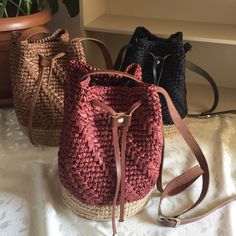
[20,124,61,146]
[60,182,153,221]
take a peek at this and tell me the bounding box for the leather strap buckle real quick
[158,215,181,227]
[112,113,131,127]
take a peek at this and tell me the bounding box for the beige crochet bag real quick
[10,27,112,146]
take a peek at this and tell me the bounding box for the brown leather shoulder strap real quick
[157,86,209,224]
[156,86,236,227]
[72,37,113,69]
[19,26,50,42]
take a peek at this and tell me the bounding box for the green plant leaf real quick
[9,0,26,16]
[62,0,79,17]
[47,0,59,14]
[25,0,32,15]
[0,0,8,18]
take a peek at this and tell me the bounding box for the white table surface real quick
[0,109,236,236]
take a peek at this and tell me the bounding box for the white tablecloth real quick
[0,109,235,236]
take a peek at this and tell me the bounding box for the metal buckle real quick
[158,215,181,227]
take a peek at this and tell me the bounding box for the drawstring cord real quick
[28,52,65,144]
[91,99,142,235]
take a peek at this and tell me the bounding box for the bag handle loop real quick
[114,43,132,71]
[185,60,219,116]
[19,26,50,41]
[185,61,236,116]
[72,37,113,69]
[80,70,142,83]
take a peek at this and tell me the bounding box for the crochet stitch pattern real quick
[58,60,163,218]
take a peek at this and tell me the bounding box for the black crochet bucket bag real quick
[114,27,219,127]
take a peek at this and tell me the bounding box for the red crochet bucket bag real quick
[58,61,211,235]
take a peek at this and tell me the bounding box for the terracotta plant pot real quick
[0,9,51,108]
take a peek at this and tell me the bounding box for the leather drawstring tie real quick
[91,99,142,236]
[28,52,66,144]
[147,52,171,86]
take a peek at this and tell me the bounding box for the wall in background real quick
[48,2,236,88]
[47,2,82,37]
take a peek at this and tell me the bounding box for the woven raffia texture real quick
[58,60,163,218]
[9,29,86,146]
[116,27,188,126]
[60,183,153,221]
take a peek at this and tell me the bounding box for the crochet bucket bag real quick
[58,60,211,235]
[10,27,112,146]
[114,26,219,131]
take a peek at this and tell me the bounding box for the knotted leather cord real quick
[28,52,66,144]
[91,99,142,236]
